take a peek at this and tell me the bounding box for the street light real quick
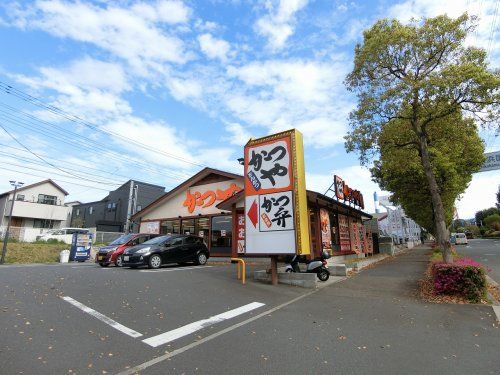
[0,181,24,264]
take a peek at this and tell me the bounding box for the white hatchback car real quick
[37,228,90,244]
[451,232,468,245]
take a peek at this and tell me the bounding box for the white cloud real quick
[6,0,191,68]
[198,33,231,61]
[255,0,309,50]
[13,57,132,121]
[132,0,191,24]
[387,0,499,66]
[456,170,499,219]
[224,123,253,146]
[224,59,354,148]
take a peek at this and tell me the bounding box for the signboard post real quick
[244,129,310,283]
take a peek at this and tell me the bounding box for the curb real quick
[485,276,500,323]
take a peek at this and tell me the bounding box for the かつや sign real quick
[244,129,310,255]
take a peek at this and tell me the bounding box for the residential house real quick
[71,180,165,232]
[0,179,73,240]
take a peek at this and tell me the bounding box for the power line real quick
[0,143,166,187]
[0,151,125,186]
[0,82,207,168]
[0,121,119,186]
[0,103,192,181]
[0,165,114,192]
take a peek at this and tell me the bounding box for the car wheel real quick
[114,255,123,267]
[196,252,208,266]
[148,254,162,269]
[99,263,109,267]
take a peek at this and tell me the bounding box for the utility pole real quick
[1,181,24,264]
[125,180,134,234]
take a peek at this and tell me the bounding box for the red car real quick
[96,233,160,267]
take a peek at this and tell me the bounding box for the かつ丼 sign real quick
[244,129,310,255]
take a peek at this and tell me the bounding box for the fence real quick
[0,226,124,244]
[88,228,124,244]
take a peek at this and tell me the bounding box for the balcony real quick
[6,199,71,221]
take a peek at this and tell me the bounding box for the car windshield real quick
[109,234,136,245]
[143,235,172,245]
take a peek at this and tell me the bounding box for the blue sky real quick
[0,0,498,218]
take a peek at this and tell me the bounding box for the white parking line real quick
[61,296,143,338]
[142,302,265,347]
[139,266,213,273]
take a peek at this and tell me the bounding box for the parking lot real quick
[0,261,308,374]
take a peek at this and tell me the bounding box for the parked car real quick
[451,232,468,245]
[122,234,209,269]
[36,227,90,244]
[96,233,160,267]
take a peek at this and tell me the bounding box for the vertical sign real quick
[236,213,245,254]
[244,129,310,255]
[320,208,332,252]
[338,214,351,253]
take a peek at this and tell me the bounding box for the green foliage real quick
[345,14,499,161]
[465,224,480,236]
[344,13,499,257]
[484,214,500,230]
[1,242,68,263]
[33,239,66,244]
[475,207,500,226]
[371,112,484,233]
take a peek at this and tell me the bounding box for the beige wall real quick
[8,200,71,221]
[140,178,243,223]
[10,182,67,205]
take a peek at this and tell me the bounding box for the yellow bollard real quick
[231,258,246,285]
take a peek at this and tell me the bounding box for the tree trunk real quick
[418,136,453,263]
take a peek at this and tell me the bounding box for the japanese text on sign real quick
[246,140,292,193]
[183,183,241,213]
[259,191,295,231]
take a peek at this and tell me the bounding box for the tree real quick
[475,207,500,226]
[484,214,500,231]
[345,14,499,262]
[371,111,484,235]
[496,185,500,209]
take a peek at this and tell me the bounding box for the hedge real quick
[431,258,487,303]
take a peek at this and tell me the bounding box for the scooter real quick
[285,250,331,281]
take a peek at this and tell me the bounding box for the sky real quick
[0,0,498,219]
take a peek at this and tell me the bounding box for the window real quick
[160,220,180,235]
[76,209,80,216]
[171,237,183,246]
[136,205,142,212]
[89,206,94,215]
[185,236,200,245]
[38,194,57,205]
[16,194,25,201]
[33,219,54,229]
[107,203,117,212]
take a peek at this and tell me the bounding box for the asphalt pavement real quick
[456,238,500,282]
[0,246,498,375]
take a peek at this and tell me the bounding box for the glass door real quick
[211,215,232,255]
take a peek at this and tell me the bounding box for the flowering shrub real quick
[431,257,487,303]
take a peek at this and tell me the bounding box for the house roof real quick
[132,167,243,219]
[0,179,69,197]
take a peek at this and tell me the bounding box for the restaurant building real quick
[132,168,373,258]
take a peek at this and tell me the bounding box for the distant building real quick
[376,206,421,244]
[71,180,165,232]
[0,179,73,238]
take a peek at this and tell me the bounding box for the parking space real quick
[0,262,307,374]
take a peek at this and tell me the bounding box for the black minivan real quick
[122,234,209,269]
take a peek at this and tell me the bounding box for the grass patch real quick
[1,242,69,264]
